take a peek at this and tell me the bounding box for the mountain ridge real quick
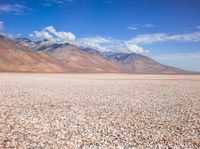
[0,35,67,72]
[1,36,124,73]
[0,36,193,74]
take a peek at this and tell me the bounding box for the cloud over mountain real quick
[75,37,111,52]
[29,26,200,55]
[29,26,148,54]
[75,36,148,54]
[125,41,148,54]
[130,32,200,44]
[30,26,76,43]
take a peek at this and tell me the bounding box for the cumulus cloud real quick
[75,36,148,54]
[125,41,149,54]
[30,31,54,41]
[30,26,76,43]
[129,32,200,44]
[0,4,32,14]
[30,26,148,54]
[75,37,111,52]
[130,33,167,44]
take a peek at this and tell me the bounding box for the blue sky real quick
[0,0,200,71]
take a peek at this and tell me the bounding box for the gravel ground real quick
[0,73,200,149]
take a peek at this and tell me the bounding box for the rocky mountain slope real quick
[1,36,123,73]
[17,39,124,73]
[100,52,187,74]
[82,48,188,74]
[15,37,190,74]
[42,43,123,73]
[0,35,66,72]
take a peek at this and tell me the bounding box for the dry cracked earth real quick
[0,73,200,149]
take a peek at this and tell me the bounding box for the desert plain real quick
[0,73,200,148]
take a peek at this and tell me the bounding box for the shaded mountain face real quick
[16,38,124,73]
[79,47,188,74]
[51,45,124,73]
[0,35,66,72]
[100,52,187,74]
[16,37,190,74]
[15,38,56,51]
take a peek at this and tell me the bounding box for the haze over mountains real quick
[0,35,190,74]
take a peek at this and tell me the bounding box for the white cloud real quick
[0,4,32,14]
[30,31,54,42]
[0,22,21,38]
[44,0,74,6]
[29,26,148,54]
[75,36,111,52]
[0,32,14,38]
[130,33,167,44]
[128,23,156,30]
[143,24,155,28]
[16,33,22,37]
[129,32,200,44]
[128,25,138,30]
[125,41,148,54]
[44,26,75,41]
[75,36,148,54]
[0,21,4,30]
[30,26,76,43]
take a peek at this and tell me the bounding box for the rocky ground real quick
[0,73,200,149]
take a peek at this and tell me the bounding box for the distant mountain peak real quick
[13,36,192,74]
[0,35,67,72]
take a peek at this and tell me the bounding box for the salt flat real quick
[0,73,200,148]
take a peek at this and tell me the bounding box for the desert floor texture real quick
[0,73,200,149]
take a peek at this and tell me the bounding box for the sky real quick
[0,0,200,71]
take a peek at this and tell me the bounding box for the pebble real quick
[0,73,200,148]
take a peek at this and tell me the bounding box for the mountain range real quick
[0,35,192,74]
[0,35,66,72]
